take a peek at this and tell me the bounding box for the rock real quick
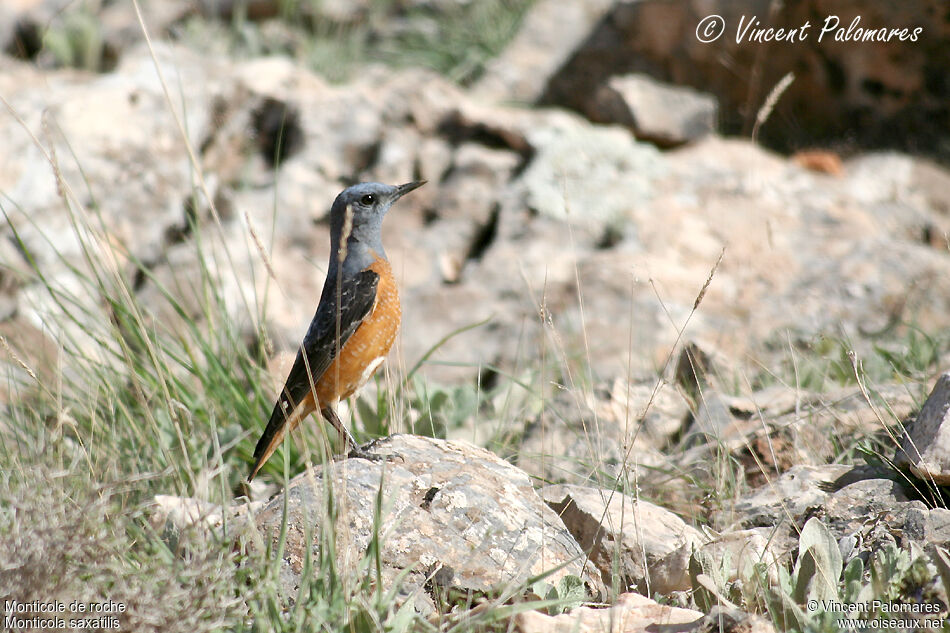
[5,0,192,71]
[415,137,453,185]
[896,372,950,483]
[716,385,809,421]
[4,15,950,486]
[686,390,736,444]
[475,0,616,103]
[926,508,950,546]
[673,341,736,406]
[541,483,704,595]
[424,141,519,283]
[732,464,853,529]
[678,384,824,480]
[590,377,689,449]
[0,43,232,370]
[1,43,217,268]
[734,462,950,563]
[97,0,194,60]
[250,435,604,608]
[196,0,282,20]
[589,74,718,147]
[640,137,950,379]
[150,495,225,532]
[513,592,703,633]
[819,478,914,532]
[809,477,943,559]
[514,115,662,236]
[910,158,950,219]
[0,0,48,60]
[692,606,776,633]
[715,384,919,488]
[694,528,787,584]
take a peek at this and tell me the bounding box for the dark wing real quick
[252,268,379,464]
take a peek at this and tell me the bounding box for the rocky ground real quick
[3,1,950,631]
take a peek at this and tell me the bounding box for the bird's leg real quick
[320,405,391,462]
[320,405,359,452]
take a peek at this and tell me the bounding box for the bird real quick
[248,180,425,481]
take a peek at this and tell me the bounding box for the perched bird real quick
[248,180,425,481]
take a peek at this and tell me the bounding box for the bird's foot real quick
[345,439,403,463]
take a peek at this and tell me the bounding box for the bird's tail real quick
[248,393,315,481]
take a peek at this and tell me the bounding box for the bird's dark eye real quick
[360,194,376,205]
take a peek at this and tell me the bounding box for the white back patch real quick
[358,356,386,388]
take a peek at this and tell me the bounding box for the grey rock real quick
[813,478,929,558]
[729,474,950,610]
[926,508,950,547]
[589,74,718,147]
[733,464,853,528]
[97,0,193,57]
[3,21,950,442]
[515,114,662,235]
[717,385,809,421]
[820,478,914,531]
[896,372,950,483]
[686,390,736,444]
[8,38,950,395]
[415,137,453,185]
[639,137,950,376]
[425,141,520,283]
[735,463,950,559]
[541,483,704,595]
[398,279,512,385]
[250,435,604,606]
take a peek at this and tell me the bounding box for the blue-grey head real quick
[328,180,425,272]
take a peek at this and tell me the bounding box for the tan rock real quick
[475,0,615,103]
[541,483,704,595]
[590,74,718,147]
[514,592,702,633]
[694,528,785,584]
[590,377,689,449]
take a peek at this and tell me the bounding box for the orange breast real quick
[315,256,401,405]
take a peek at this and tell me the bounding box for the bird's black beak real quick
[394,180,426,200]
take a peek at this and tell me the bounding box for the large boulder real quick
[249,435,604,611]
